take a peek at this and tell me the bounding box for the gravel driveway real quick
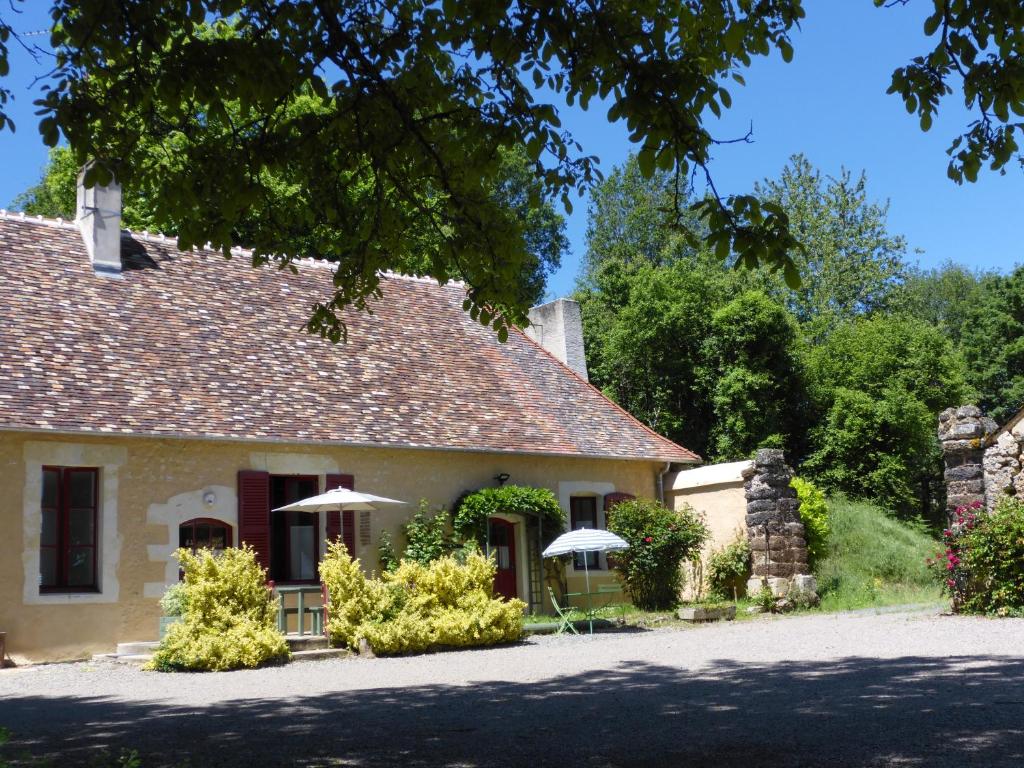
[2,608,1023,767]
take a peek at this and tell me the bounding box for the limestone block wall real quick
[938,406,997,518]
[982,421,1024,509]
[742,449,811,581]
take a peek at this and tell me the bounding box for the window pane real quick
[41,508,58,547]
[210,526,227,550]
[69,508,95,546]
[42,469,59,508]
[196,524,211,548]
[180,524,193,549]
[40,548,57,586]
[289,522,316,580]
[69,470,95,509]
[68,547,95,587]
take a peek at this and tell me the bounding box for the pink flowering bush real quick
[929,498,1024,615]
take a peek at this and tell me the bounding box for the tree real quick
[894,261,990,346]
[577,259,736,456]
[11,142,567,308]
[753,154,908,337]
[803,315,971,520]
[704,291,804,461]
[0,1,810,340]
[581,154,702,283]
[959,267,1024,424]
[4,4,1017,334]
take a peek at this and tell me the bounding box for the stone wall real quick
[983,422,1024,510]
[742,449,815,598]
[938,406,997,519]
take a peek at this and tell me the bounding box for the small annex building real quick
[0,177,700,663]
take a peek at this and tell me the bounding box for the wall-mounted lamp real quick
[202,491,217,506]
[494,473,511,486]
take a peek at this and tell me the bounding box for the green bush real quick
[319,541,525,654]
[402,501,456,564]
[158,581,188,617]
[706,535,751,599]
[453,485,564,545]
[377,530,400,573]
[791,476,830,565]
[148,546,289,672]
[932,498,1024,615]
[606,498,708,610]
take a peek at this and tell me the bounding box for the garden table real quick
[274,585,324,636]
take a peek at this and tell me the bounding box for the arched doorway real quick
[488,517,518,600]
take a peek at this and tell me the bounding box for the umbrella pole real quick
[584,554,593,635]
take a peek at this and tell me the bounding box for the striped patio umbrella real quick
[542,528,629,633]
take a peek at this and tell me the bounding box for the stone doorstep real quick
[93,635,337,666]
[290,648,351,662]
[285,634,328,652]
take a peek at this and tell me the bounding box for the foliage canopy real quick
[3,2,1020,334]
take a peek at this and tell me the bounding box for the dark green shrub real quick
[707,535,751,599]
[606,498,708,610]
[453,485,565,545]
[377,530,400,573]
[402,501,455,565]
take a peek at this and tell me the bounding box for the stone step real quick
[285,634,328,652]
[115,641,159,656]
[289,648,350,663]
[114,654,154,665]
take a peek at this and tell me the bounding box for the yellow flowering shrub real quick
[148,546,289,672]
[319,546,525,655]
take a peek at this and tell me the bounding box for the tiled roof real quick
[0,215,699,463]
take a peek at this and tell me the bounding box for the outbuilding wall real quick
[0,431,659,663]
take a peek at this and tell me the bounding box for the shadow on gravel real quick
[3,655,1024,767]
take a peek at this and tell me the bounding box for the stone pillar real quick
[742,449,815,598]
[938,406,996,519]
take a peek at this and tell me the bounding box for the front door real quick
[489,518,518,600]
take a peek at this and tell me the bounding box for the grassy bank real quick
[814,496,941,611]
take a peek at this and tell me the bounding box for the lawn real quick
[527,495,943,630]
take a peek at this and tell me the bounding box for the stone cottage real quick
[0,176,701,663]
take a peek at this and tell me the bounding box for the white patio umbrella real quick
[542,528,629,633]
[272,487,406,514]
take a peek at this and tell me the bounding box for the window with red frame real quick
[40,467,98,591]
[269,475,320,583]
[179,518,233,553]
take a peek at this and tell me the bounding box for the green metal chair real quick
[548,586,579,635]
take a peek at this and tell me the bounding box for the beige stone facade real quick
[0,431,661,663]
[664,461,751,598]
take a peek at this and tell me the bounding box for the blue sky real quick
[1,2,1021,298]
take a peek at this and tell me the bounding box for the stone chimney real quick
[76,164,122,276]
[525,298,588,381]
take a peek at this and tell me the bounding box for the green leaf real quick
[783,262,801,290]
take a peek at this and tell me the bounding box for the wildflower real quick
[946,579,956,588]
[643,536,653,543]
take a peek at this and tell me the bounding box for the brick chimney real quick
[525,298,589,381]
[76,164,122,276]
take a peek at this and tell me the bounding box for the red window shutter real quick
[325,474,354,553]
[603,492,635,511]
[237,470,271,572]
